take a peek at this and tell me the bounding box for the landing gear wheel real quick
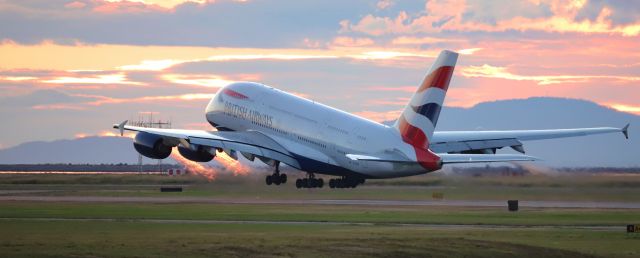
[295,179,302,189]
[266,161,286,186]
[318,178,324,188]
[329,179,336,188]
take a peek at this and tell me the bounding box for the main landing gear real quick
[265,161,287,185]
[294,175,366,189]
[329,177,365,189]
[295,173,324,189]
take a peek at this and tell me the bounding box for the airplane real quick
[114,50,630,189]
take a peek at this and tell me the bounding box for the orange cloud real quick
[0,42,348,71]
[162,74,236,88]
[353,110,401,122]
[0,76,37,82]
[458,48,482,55]
[460,64,640,85]
[391,36,466,45]
[31,93,216,110]
[606,103,640,115]
[42,73,144,85]
[118,59,184,71]
[93,0,166,13]
[75,130,135,139]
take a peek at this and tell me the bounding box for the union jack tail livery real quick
[394,50,457,150]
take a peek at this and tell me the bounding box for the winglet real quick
[622,123,630,139]
[117,120,128,136]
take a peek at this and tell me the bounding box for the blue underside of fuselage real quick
[207,117,370,179]
[289,153,372,179]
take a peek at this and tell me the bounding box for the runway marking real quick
[0,217,624,231]
[1,196,639,209]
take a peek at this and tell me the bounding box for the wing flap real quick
[438,153,538,164]
[346,153,538,164]
[430,138,523,153]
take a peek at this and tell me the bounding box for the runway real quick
[0,217,624,231]
[2,195,640,209]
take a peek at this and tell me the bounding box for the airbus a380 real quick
[114,50,630,189]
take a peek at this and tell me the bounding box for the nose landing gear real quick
[265,161,287,186]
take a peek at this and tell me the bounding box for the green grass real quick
[1,220,638,258]
[1,173,640,257]
[0,202,637,226]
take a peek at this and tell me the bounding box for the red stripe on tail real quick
[417,66,454,92]
[398,116,441,170]
[398,116,428,149]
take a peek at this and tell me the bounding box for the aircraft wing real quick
[429,124,629,154]
[113,121,301,169]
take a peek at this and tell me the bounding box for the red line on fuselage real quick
[224,89,249,99]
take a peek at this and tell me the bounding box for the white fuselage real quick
[205,82,428,178]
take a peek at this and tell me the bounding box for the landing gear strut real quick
[265,161,286,186]
[329,176,365,189]
[295,173,324,189]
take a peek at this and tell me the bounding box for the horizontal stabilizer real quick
[439,153,539,164]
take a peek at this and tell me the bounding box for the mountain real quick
[0,136,155,164]
[0,97,637,166]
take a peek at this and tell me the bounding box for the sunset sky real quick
[1,0,639,148]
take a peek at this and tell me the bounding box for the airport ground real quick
[0,172,639,257]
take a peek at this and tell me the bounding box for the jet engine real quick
[178,145,215,162]
[133,132,172,159]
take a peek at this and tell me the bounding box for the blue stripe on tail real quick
[411,103,442,126]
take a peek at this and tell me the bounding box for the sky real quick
[0,0,639,149]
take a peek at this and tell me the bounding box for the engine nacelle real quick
[133,132,172,159]
[178,145,215,162]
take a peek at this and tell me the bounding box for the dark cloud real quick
[576,0,640,25]
[461,0,552,25]
[0,0,375,47]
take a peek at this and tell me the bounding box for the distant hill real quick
[0,97,637,167]
[0,136,160,165]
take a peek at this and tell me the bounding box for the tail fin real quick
[394,50,458,149]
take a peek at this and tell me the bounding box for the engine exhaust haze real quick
[170,148,217,181]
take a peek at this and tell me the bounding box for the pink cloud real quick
[64,1,87,9]
[368,86,416,93]
[331,37,375,47]
[341,0,640,36]
[353,110,401,122]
